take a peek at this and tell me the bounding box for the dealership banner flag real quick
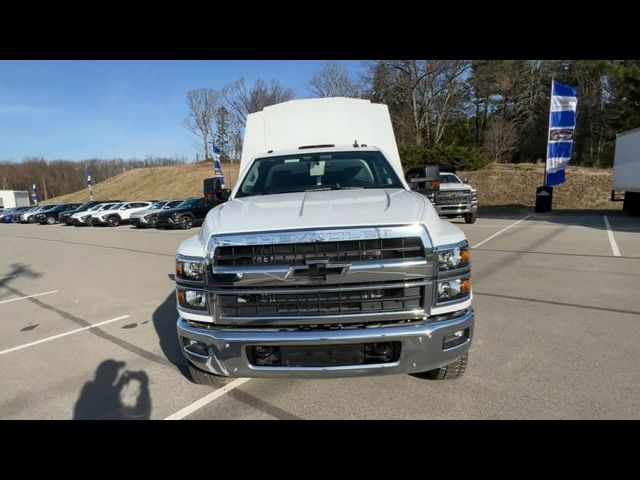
[31,182,38,204]
[211,144,224,184]
[87,170,93,200]
[212,145,222,170]
[545,79,578,186]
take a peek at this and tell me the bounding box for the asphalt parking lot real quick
[1,210,639,419]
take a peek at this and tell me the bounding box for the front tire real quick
[464,212,477,224]
[46,216,56,225]
[411,353,468,380]
[107,215,120,227]
[187,363,227,387]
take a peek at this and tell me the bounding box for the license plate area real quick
[247,342,401,368]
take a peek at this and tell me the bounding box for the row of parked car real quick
[0,197,218,230]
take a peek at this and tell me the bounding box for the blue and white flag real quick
[87,170,94,200]
[211,144,224,184]
[545,79,578,186]
[31,182,38,204]
[212,144,222,171]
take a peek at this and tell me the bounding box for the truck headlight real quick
[437,277,471,303]
[177,287,207,311]
[437,244,470,271]
[176,256,205,282]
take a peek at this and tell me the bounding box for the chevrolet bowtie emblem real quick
[286,259,351,281]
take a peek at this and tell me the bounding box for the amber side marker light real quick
[431,181,441,188]
[176,289,186,305]
[461,278,471,295]
[461,247,471,264]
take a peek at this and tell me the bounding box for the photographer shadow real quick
[73,359,151,420]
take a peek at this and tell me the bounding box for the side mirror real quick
[463,178,469,184]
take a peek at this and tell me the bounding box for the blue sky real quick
[0,60,363,161]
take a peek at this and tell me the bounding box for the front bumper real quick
[435,203,477,216]
[177,308,474,378]
[156,216,176,228]
[72,217,92,225]
[90,217,108,226]
[131,216,152,227]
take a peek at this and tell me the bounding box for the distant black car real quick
[36,203,83,224]
[155,197,220,229]
[59,200,122,225]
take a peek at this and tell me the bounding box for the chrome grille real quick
[212,282,425,320]
[214,237,425,267]
[436,191,471,205]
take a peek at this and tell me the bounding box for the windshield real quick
[148,201,167,210]
[236,151,403,198]
[440,174,461,184]
[97,203,115,211]
[173,198,199,208]
[108,203,124,210]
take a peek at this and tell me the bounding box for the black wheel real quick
[187,363,228,387]
[179,216,193,230]
[411,353,468,380]
[464,212,477,224]
[149,217,158,228]
[46,216,56,225]
[107,215,120,227]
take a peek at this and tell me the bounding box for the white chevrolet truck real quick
[174,97,474,384]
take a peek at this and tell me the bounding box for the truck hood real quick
[206,189,424,234]
[193,189,467,251]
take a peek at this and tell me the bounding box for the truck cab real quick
[174,97,474,384]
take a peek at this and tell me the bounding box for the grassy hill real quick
[47,162,240,204]
[460,163,619,210]
[47,160,618,211]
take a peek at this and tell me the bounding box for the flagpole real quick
[544,76,554,187]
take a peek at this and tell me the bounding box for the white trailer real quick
[612,127,640,216]
[0,190,30,209]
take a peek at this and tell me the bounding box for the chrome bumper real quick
[177,308,474,378]
[435,204,477,216]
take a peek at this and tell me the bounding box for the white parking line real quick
[471,215,531,249]
[0,275,17,280]
[603,216,621,257]
[165,378,251,420]
[0,290,59,305]
[0,314,130,356]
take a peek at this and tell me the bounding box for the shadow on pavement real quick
[73,359,151,420]
[152,286,190,379]
[0,263,41,300]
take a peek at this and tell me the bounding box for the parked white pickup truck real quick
[174,97,474,385]
[437,172,478,223]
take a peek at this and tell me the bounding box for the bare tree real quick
[309,61,359,97]
[483,117,519,163]
[223,78,295,127]
[183,88,221,161]
[372,60,470,147]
